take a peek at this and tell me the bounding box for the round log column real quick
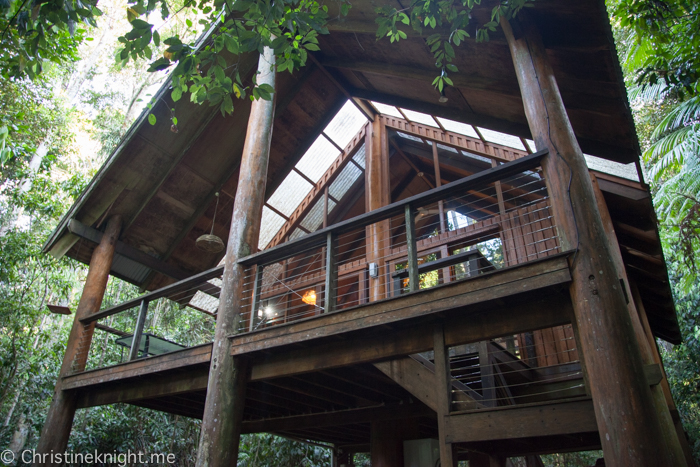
[500,15,681,465]
[35,215,122,464]
[195,46,276,467]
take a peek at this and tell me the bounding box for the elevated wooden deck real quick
[60,253,600,453]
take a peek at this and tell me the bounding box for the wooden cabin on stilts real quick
[37,0,695,465]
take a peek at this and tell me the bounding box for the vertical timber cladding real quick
[35,216,122,463]
[365,117,391,302]
[501,14,681,466]
[195,47,276,467]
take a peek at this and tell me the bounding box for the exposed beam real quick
[321,59,517,98]
[141,157,242,289]
[443,399,598,444]
[308,54,376,121]
[352,88,532,142]
[75,367,210,408]
[242,402,433,434]
[373,356,482,412]
[384,116,528,163]
[63,287,573,393]
[249,278,573,381]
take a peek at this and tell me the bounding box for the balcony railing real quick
[236,149,555,331]
[75,149,562,375]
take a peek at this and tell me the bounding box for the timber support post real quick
[365,116,390,302]
[501,14,682,465]
[35,215,122,464]
[195,46,276,467]
[434,323,456,467]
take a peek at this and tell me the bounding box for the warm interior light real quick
[302,289,317,305]
[264,306,275,317]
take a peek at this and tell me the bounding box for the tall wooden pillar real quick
[365,117,390,301]
[501,15,679,466]
[590,174,689,464]
[195,47,276,467]
[434,323,456,467]
[35,215,122,463]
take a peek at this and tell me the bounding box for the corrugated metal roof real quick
[258,100,369,249]
[436,117,479,138]
[477,127,527,150]
[324,101,368,149]
[585,155,639,181]
[461,151,492,164]
[400,108,439,127]
[295,136,341,183]
[259,206,287,249]
[267,170,314,217]
[300,197,337,232]
[396,132,423,143]
[353,144,366,168]
[189,278,221,314]
[111,253,152,284]
[437,143,458,153]
[289,228,307,241]
[329,145,365,201]
[371,101,404,118]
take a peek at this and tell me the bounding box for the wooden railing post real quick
[249,265,264,331]
[129,299,149,360]
[324,232,338,313]
[404,204,419,293]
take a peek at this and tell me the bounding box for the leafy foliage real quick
[0,0,98,79]
[374,0,533,93]
[0,76,72,183]
[239,434,331,466]
[612,0,700,97]
[660,252,700,458]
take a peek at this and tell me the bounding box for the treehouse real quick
[37,0,693,465]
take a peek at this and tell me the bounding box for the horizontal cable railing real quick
[442,327,583,411]
[237,149,556,332]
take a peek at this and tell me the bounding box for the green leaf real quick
[224,35,239,54]
[130,19,152,29]
[148,114,157,125]
[171,87,183,102]
[147,57,171,72]
[153,30,160,47]
[214,65,225,82]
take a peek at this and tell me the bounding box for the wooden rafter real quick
[383,116,529,163]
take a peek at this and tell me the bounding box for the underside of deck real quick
[60,254,603,455]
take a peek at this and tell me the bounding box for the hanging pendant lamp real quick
[196,193,225,253]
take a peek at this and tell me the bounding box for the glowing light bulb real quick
[302,289,317,305]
